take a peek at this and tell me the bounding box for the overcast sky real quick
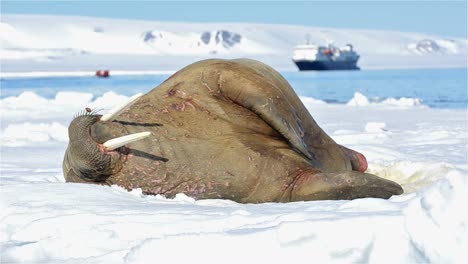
[2,1,467,38]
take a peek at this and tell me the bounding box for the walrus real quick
[63,59,403,203]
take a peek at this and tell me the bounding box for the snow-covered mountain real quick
[1,14,467,72]
[140,29,266,55]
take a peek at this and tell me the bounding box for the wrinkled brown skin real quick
[63,59,403,203]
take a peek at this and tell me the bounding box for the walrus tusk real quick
[103,132,151,150]
[100,93,144,122]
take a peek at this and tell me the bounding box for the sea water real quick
[1,67,467,109]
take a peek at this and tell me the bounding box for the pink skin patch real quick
[355,152,368,172]
[98,143,120,157]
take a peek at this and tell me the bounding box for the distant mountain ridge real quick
[1,14,467,71]
[140,29,248,54]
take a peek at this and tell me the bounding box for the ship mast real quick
[305,34,311,45]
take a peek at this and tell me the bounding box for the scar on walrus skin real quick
[63,59,403,203]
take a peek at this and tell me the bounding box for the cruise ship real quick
[292,42,360,71]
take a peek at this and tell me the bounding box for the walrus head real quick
[63,94,151,184]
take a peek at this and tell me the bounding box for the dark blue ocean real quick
[1,68,467,109]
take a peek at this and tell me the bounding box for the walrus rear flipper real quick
[289,170,404,201]
[212,59,349,170]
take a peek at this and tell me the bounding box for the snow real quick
[1,91,467,263]
[347,92,424,107]
[0,91,129,124]
[1,14,467,73]
[1,122,68,147]
[365,122,387,133]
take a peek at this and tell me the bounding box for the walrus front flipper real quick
[209,59,350,171]
[289,170,404,201]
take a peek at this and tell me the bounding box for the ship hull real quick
[293,60,360,71]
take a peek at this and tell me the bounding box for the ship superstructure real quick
[292,42,360,71]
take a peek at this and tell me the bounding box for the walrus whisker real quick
[73,108,103,119]
[100,93,143,122]
[103,131,151,150]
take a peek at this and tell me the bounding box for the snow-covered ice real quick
[1,91,467,263]
[347,92,424,107]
